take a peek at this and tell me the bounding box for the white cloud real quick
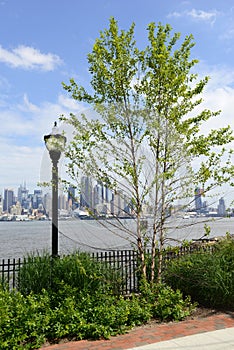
[167,11,183,19]
[0,93,82,138]
[18,94,40,113]
[220,28,234,40]
[168,8,219,25]
[203,85,234,131]
[0,45,63,71]
[57,94,87,111]
[0,75,10,91]
[0,93,83,192]
[184,63,234,206]
[0,139,43,192]
[187,63,234,137]
[187,9,218,23]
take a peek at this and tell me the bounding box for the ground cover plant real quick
[0,251,195,349]
[164,235,234,309]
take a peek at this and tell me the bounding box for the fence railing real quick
[92,250,139,294]
[0,258,24,289]
[0,245,214,293]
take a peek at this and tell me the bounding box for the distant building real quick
[218,197,226,216]
[18,183,28,207]
[93,182,103,207]
[68,186,75,204]
[0,195,2,214]
[80,176,93,209]
[111,190,127,216]
[32,189,43,209]
[58,193,67,210]
[10,201,22,215]
[43,193,52,217]
[3,188,14,213]
[203,200,208,212]
[194,187,203,212]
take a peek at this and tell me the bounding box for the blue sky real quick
[1,0,234,204]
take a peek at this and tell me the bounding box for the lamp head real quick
[44,122,66,163]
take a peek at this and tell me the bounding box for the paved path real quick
[41,311,234,350]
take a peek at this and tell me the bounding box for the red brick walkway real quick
[41,311,234,350]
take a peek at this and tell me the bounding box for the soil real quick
[187,306,221,319]
[130,306,222,330]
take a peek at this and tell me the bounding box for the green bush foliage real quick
[0,251,196,349]
[0,284,193,349]
[152,284,194,321]
[0,288,51,349]
[0,285,154,349]
[17,251,123,296]
[139,281,195,321]
[164,236,234,309]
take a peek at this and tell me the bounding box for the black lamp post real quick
[44,122,66,257]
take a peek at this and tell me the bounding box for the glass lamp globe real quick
[44,122,66,160]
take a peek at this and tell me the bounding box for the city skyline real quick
[0,180,231,220]
[0,179,232,208]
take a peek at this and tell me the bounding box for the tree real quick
[61,18,234,283]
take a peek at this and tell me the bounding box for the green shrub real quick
[127,294,152,325]
[17,254,52,295]
[139,281,195,321]
[0,280,195,348]
[18,251,122,297]
[152,284,194,321]
[0,287,51,349]
[0,285,153,348]
[0,250,199,348]
[164,237,234,309]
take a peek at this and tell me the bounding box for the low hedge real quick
[164,236,234,309]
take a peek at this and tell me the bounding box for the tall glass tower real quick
[3,188,14,213]
[194,187,203,212]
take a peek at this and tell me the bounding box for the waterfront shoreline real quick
[0,217,234,260]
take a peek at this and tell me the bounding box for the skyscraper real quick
[32,189,43,209]
[68,186,75,204]
[194,187,203,212]
[18,183,28,207]
[0,195,3,214]
[3,188,14,213]
[80,176,93,209]
[93,182,103,207]
[58,193,67,210]
[218,197,226,216]
[111,190,125,216]
[43,192,52,218]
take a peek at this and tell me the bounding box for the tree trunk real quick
[137,237,146,278]
[150,223,157,284]
[157,229,164,284]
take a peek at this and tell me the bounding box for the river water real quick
[0,216,234,260]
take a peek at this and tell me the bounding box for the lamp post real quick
[44,122,66,257]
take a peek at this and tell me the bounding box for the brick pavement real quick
[40,311,234,350]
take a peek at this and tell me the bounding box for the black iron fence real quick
[0,245,214,293]
[0,258,24,289]
[92,250,139,294]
